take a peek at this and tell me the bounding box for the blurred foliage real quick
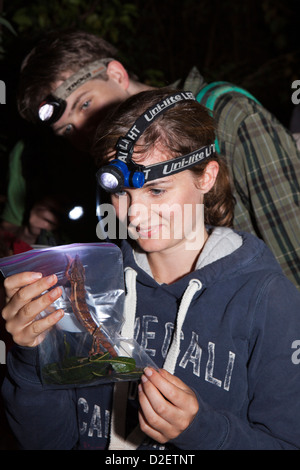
[0,0,299,193]
[9,0,138,45]
[0,15,16,60]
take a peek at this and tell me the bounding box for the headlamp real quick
[96,91,216,193]
[97,159,145,193]
[38,59,112,125]
[38,96,66,125]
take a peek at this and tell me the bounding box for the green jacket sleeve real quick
[1,140,26,226]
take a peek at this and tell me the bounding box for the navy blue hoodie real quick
[2,228,300,450]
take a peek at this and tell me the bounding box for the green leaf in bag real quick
[42,337,143,385]
[93,355,137,375]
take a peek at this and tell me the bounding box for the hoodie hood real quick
[120,227,282,298]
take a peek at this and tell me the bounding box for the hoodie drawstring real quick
[163,279,203,374]
[109,268,142,450]
[121,267,138,338]
[109,270,202,450]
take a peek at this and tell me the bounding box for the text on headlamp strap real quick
[53,59,113,100]
[142,143,216,182]
[116,92,196,157]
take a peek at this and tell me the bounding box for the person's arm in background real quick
[0,140,59,246]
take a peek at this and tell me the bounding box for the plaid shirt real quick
[175,67,300,290]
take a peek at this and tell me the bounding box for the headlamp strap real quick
[115,91,196,162]
[97,91,216,193]
[115,137,135,161]
[38,59,114,124]
[54,58,113,100]
[142,143,216,183]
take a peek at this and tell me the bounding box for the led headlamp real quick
[38,96,67,125]
[38,59,112,125]
[96,91,216,193]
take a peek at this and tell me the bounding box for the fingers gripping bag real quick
[0,243,156,388]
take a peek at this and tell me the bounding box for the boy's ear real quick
[200,160,219,194]
[106,60,130,90]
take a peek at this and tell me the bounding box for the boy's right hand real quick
[2,272,64,348]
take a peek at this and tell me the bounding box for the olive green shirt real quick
[1,140,26,226]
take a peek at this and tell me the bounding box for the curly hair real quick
[93,88,235,227]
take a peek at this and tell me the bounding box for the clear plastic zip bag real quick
[0,243,156,388]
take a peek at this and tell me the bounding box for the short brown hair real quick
[93,88,235,227]
[17,29,119,123]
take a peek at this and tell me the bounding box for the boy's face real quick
[52,73,129,151]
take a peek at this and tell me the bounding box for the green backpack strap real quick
[196,81,261,153]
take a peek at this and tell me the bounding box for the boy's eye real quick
[81,100,91,110]
[63,124,74,135]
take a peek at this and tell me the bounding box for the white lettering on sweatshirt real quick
[135,315,235,390]
[78,398,110,439]
[78,316,236,446]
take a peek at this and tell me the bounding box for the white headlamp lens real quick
[38,103,54,121]
[100,172,119,190]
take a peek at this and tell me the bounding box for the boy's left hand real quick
[138,367,199,443]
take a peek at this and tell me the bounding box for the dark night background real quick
[0,0,300,449]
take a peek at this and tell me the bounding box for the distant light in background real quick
[68,206,84,220]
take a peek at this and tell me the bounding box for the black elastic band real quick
[115,91,196,161]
